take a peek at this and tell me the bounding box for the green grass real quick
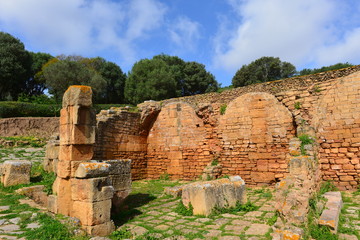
[0,136,47,148]
[298,134,315,155]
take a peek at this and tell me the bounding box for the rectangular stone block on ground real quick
[1,160,31,187]
[104,159,131,175]
[181,176,246,216]
[319,191,342,232]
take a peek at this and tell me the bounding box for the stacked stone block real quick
[43,134,59,173]
[104,159,132,213]
[53,86,115,236]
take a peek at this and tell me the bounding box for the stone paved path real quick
[0,147,45,164]
[116,188,278,240]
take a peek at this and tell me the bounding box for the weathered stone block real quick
[71,177,114,202]
[45,141,59,160]
[72,199,112,226]
[319,192,342,232]
[60,124,96,145]
[54,177,72,216]
[62,85,93,108]
[164,185,183,197]
[60,106,96,126]
[59,145,93,161]
[15,185,48,206]
[182,176,246,216]
[83,220,115,236]
[107,174,131,191]
[57,160,86,179]
[47,195,58,214]
[1,160,31,187]
[104,159,131,175]
[74,162,111,179]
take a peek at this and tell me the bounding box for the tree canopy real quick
[41,56,126,103]
[125,54,219,104]
[0,31,31,100]
[232,57,296,87]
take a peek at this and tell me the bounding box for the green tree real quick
[232,56,296,87]
[182,61,218,95]
[0,32,31,100]
[125,58,177,104]
[79,57,126,103]
[299,62,353,76]
[43,58,106,102]
[26,52,54,95]
[125,54,219,104]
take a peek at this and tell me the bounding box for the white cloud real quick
[213,0,360,71]
[169,16,201,51]
[0,0,166,63]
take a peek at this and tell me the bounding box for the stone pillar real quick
[52,86,114,236]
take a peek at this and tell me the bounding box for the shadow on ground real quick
[112,193,156,226]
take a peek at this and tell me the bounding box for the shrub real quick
[0,102,61,118]
[298,134,315,155]
[220,104,227,115]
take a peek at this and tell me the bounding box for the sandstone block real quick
[83,220,115,236]
[319,192,342,232]
[45,142,59,160]
[47,195,58,214]
[57,160,86,179]
[182,176,246,216]
[164,185,183,197]
[74,162,111,179]
[71,177,114,202]
[60,124,96,145]
[104,159,131,175]
[59,145,93,161]
[72,199,112,226]
[62,85,93,108]
[60,106,96,126]
[1,160,31,187]
[15,185,48,207]
[108,174,131,191]
[55,177,73,216]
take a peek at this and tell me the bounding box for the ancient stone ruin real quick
[4,66,360,237]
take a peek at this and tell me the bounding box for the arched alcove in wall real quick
[146,102,209,179]
[219,92,295,185]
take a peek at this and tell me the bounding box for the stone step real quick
[319,191,343,233]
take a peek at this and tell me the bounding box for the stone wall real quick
[0,117,59,138]
[219,93,295,185]
[94,111,147,180]
[94,66,360,189]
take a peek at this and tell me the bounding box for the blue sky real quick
[0,0,360,87]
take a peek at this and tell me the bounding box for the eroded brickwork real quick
[314,72,360,190]
[94,67,360,188]
[219,93,295,185]
[147,102,215,180]
[94,111,147,180]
